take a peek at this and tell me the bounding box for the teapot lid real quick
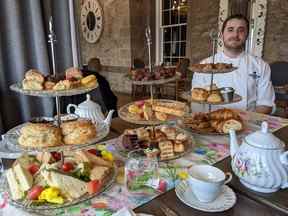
[245,122,284,149]
[78,94,101,110]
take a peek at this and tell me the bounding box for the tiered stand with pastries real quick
[0,18,114,214]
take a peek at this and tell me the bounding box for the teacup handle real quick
[224,172,233,184]
[67,104,77,114]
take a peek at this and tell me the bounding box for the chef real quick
[192,14,275,114]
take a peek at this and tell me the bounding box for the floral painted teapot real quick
[229,121,288,193]
[67,94,114,128]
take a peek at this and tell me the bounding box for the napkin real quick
[112,207,154,216]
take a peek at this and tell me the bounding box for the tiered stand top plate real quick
[4,123,110,152]
[126,75,179,85]
[180,91,242,105]
[118,99,189,125]
[0,164,117,213]
[188,66,238,74]
[10,83,98,97]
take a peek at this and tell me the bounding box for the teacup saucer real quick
[175,181,236,212]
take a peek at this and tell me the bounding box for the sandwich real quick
[90,166,110,181]
[74,150,113,167]
[6,163,33,200]
[41,170,87,200]
[152,101,186,117]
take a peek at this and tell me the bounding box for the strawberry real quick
[27,164,40,175]
[87,180,102,195]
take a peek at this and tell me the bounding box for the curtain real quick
[0,0,77,134]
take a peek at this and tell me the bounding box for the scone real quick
[18,123,62,147]
[222,119,243,133]
[61,119,97,145]
[191,88,209,101]
[207,93,223,103]
[81,75,98,88]
[24,69,45,83]
[22,79,43,90]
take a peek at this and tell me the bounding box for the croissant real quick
[210,108,239,120]
[210,120,225,133]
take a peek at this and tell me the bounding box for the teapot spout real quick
[104,110,114,127]
[229,129,239,158]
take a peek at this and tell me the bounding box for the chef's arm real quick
[256,105,273,114]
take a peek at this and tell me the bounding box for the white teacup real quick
[186,165,232,203]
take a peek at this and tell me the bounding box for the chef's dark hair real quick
[221,14,249,35]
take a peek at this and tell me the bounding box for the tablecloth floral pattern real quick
[1,111,287,216]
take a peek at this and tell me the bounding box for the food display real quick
[181,108,243,134]
[116,125,194,161]
[119,99,188,125]
[128,66,176,81]
[4,146,115,210]
[189,63,236,73]
[10,68,99,97]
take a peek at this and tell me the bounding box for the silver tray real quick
[118,99,189,125]
[114,125,195,162]
[180,91,242,105]
[126,75,179,86]
[0,164,117,213]
[10,82,98,97]
[188,66,238,74]
[3,123,109,153]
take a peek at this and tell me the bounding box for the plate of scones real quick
[180,108,243,135]
[115,125,194,161]
[119,99,189,125]
[10,68,98,97]
[4,118,109,152]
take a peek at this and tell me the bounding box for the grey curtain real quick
[0,0,75,133]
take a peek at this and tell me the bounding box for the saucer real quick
[175,181,236,212]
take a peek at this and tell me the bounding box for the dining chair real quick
[270,61,288,116]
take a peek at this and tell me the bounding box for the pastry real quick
[22,79,43,90]
[152,101,186,117]
[18,123,62,147]
[222,119,243,133]
[160,126,176,140]
[24,69,45,83]
[122,134,139,150]
[44,81,56,90]
[210,108,240,120]
[191,88,209,101]
[207,93,223,103]
[158,140,174,160]
[155,111,168,121]
[53,80,71,91]
[174,143,185,153]
[61,119,97,145]
[136,127,150,141]
[81,75,98,88]
[154,129,167,142]
[65,67,83,80]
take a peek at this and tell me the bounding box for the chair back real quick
[270,61,288,86]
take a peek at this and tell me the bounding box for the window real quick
[156,0,188,66]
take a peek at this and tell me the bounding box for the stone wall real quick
[186,0,220,64]
[75,0,131,67]
[263,0,288,63]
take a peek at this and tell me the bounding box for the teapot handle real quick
[67,104,77,114]
[280,151,288,166]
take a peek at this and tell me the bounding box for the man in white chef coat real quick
[192,14,275,114]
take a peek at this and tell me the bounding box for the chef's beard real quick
[223,38,245,52]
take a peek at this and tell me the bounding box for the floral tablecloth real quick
[1,111,287,216]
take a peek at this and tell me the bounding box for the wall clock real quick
[80,0,103,43]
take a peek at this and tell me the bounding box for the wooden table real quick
[109,118,288,216]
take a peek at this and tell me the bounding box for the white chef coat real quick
[191,52,275,112]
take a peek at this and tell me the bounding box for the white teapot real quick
[229,121,288,193]
[67,94,114,128]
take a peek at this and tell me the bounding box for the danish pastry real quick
[207,93,223,103]
[191,88,209,101]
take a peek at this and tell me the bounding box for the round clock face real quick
[80,0,103,43]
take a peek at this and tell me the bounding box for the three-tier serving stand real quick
[0,17,114,214]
